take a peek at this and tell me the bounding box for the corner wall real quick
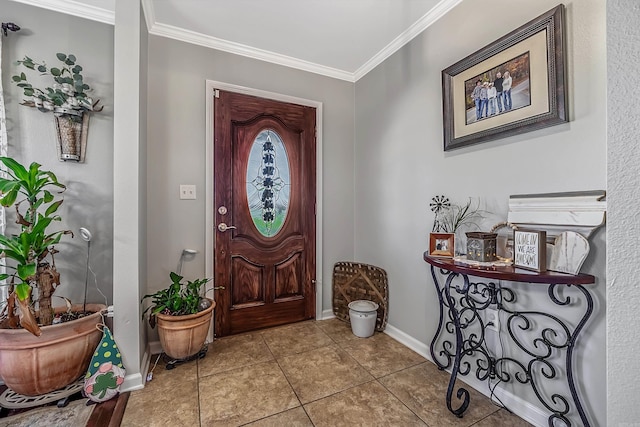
[355,0,606,425]
[1,1,114,308]
[145,36,355,339]
[607,0,640,424]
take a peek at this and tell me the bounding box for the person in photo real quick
[493,71,504,113]
[480,82,489,119]
[471,80,483,121]
[503,71,513,111]
[487,82,497,116]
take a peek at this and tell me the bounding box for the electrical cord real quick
[487,280,512,412]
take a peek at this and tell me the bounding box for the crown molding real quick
[9,0,114,25]
[10,0,460,83]
[140,0,155,32]
[353,0,463,81]
[148,22,355,82]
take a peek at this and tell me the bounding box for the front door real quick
[213,90,316,337]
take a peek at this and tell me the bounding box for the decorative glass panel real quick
[246,130,290,237]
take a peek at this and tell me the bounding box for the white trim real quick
[140,0,155,33]
[148,340,163,356]
[13,0,458,82]
[321,309,336,320]
[205,81,324,338]
[384,323,548,427]
[8,0,114,24]
[353,0,463,81]
[150,23,354,82]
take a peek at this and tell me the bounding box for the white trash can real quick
[348,300,379,338]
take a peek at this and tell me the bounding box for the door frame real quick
[205,80,323,340]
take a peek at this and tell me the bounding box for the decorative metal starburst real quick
[430,195,450,213]
[430,195,451,232]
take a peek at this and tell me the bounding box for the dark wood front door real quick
[213,90,316,337]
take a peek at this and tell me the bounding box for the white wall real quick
[145,35,355,337]
[607,1,640,425]
[1,0,114,306]
[355,0,606,425]
[112,0,145,390]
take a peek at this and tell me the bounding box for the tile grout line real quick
[260,329,317,426]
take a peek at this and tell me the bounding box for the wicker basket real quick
[332,261,388,331]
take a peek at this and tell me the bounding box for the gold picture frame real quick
[442,5,567,151]
[429,233,455,258]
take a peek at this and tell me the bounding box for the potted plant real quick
[0,157,105,396]
[12,53,102,162]
[142,272,214,360]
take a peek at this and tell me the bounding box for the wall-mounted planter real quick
[53,107,89,162]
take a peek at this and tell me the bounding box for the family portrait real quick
[464,52,531,125]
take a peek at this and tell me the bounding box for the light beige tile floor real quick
[121,319,533,427]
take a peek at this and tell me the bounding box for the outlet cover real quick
[179,185,196,200]
[485,307,499,332]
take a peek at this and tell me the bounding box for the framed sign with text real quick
[513,229,546,272]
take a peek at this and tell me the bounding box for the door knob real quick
[218,223,237,232]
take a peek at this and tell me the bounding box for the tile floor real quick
[121,319,532,427]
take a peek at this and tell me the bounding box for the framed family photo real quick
[442,5,568,151]
[429,233,455,258]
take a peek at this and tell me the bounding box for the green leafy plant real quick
[0,157,72,336]
[12,53,102,113]
[141,272,211,328]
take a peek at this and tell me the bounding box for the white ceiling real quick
[9,0,461,81]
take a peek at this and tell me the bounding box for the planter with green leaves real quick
[0,157,104,396]
[12,53,102,162]
[142,272,214,360]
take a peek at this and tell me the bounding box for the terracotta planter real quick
[156,299,215,359]
[0,304,106,396]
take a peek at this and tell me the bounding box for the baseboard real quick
[148,340,163,356]
[120,372,145,393]
[321,309,335,320]
[384,322,547,427]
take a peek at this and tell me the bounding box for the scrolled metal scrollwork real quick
[428,264,594,427]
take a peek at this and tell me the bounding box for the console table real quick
[424,253,595,427]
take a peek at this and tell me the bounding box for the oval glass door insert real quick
[246,129,290,237]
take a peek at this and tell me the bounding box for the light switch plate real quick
[179,185,196,200]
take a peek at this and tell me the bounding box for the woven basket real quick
[332,261,388,331]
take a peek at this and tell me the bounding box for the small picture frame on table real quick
[429,233,455,258]
[513,229,546,272]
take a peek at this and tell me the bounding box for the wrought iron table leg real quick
[442,272,470,417]
[559,284,593,427]
[429,265,448,369]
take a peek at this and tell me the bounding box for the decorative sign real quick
[513,229,546,272]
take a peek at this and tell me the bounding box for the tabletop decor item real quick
[513,229,547,272]
[441,5,567,151]
[12,53,102,162]
[429,232,455,258]
[465,232,497,262]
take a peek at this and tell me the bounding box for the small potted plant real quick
[0,157,105,396]
[142,272,214,360]
[12,53,103,162]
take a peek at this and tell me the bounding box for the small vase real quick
[53,108,88,162]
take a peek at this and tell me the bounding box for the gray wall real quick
[607,0,640,425]
[354,0,606,425]
[145,35,355,334]
[1,0,114,307]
